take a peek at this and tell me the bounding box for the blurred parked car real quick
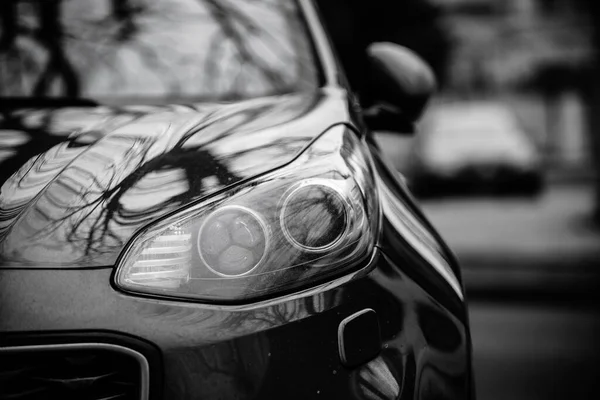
[410,102,543,197]
[0,1,473,399]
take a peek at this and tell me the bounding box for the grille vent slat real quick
[0,346,142,400]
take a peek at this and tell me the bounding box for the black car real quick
[0,1,473,399]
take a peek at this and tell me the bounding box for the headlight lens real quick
[280,180,349,252]
[115,125,379,303]
[199,205,269,277]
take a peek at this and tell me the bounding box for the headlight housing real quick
[114,125,379,303]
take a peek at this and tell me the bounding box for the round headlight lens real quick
[198,206,268,277]
[281,182,348,252]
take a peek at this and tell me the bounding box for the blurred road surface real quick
[422,183,600,400]
[421,183,600,400]
[469,302,600,400]
[421,182,600,400]
[422,183,600,298]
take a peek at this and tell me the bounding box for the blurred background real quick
[373,0,600,399]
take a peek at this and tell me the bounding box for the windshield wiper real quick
[0,97,99,110]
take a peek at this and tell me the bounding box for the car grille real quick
[0,343,148,400]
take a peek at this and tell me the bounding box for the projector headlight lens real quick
[199,206,268,277]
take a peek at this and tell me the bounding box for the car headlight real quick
[114,125,379,303]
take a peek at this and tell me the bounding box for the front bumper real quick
[0,250,472,400]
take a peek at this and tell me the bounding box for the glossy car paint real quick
[0,248,470,399]
[0,0,473,399]
[0,91,348,267]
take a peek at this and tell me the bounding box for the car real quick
[409,101,544,198]
[0,1,474,400]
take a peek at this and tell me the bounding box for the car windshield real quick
[0,0,321,105]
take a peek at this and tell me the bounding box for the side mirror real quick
[364,42,437,133]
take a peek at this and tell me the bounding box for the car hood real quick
[0,89,350,268]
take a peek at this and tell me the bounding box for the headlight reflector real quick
[125,225,192,289]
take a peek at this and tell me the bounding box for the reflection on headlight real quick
[280,180,348,252]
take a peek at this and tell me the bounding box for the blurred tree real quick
[521,0,600,223]
[561,0,600,224]
[0,0,321,257]
[0,0,148,96]
[0,0,315,100]
[586,2,600,224]
[0,2,17,52]
[34,1,79,96]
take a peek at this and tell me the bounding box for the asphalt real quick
[417,176,600,400]
[469,301,600,400]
